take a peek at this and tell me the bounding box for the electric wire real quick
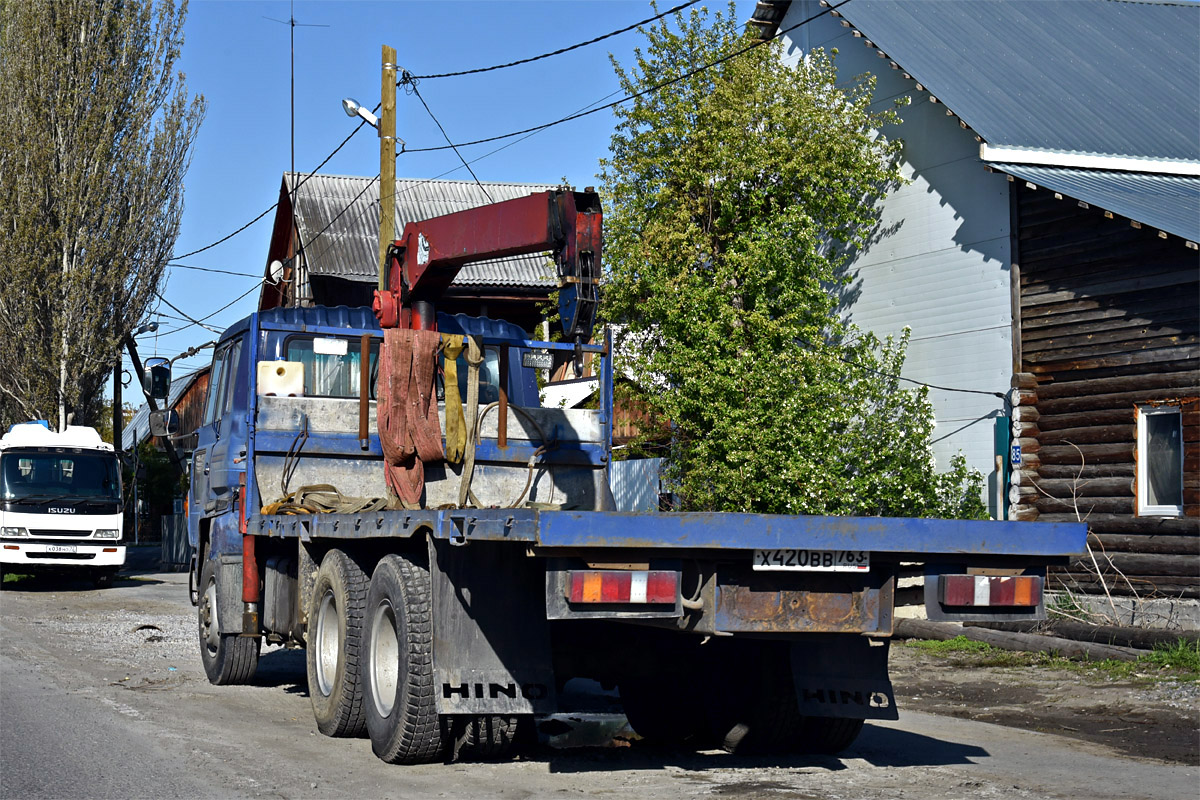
[169,117,371,260]
[403,75,494,203]
[165,262,262,278]
[401,0,852,154]
[406,0,702,80]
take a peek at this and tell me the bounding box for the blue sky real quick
[123,0,754,392]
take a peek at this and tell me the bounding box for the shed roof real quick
[989,164,1200,244]
[826,0,1199,162]
[285,174,559,289]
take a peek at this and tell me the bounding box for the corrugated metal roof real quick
[989,165,1200,244]
[288,174,559,288]
[829,0,1199,162]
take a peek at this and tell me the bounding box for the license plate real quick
[522,350,553,369]
[753,549,869,572]
[46,544,78,554]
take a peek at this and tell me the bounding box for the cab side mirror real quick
[144,357,171,401]
[149,409,180,438]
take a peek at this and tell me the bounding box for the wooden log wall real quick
[1013,183,1199,599]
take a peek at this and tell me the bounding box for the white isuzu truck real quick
[0,422,125,587]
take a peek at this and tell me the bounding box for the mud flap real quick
[791,635,898,720]
[216,554,244,635]
[429,538,556,715]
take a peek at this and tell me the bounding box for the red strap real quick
[377,329,444,506]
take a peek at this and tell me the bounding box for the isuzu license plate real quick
[46,544,78,554]
[753,549,869,572]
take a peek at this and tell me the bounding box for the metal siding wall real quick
[782,3,1011,499]
[610,458,662,512]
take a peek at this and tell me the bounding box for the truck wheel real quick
[363,553,444,764]
[708,642,802,755]
[795,716,865,754]
[198,558,260,685]
[620,676,708,746]
[307,548,369,738]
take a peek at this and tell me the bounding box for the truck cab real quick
[0,422,125,587]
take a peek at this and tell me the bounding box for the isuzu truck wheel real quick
[363,553,444,764]
[198,558,260,685]
[307,548,369,737]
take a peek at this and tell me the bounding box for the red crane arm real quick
[373,189,601,331]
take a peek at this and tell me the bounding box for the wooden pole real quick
[379,45,397,293]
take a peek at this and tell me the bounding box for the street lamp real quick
[342,97,379,129]
[133,322,159,336]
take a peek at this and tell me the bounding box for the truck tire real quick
[362,553,444,764]
[620,676,708,746]
[708,642,802,755]
[307,548,369,738]
[795,716,864,754]
[198,558,260,685]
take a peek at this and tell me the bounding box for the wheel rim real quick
[369,599,399,718]
[314,590,339,697]
[201,579,220,656]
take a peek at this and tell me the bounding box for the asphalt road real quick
[1,562,1195,800]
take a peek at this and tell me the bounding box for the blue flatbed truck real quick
[174,190,1086,763]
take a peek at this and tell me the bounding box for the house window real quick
[1137,404,1183,517]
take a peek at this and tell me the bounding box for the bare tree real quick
[0,0,205,430]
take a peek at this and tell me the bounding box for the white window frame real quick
[1136,404,1184,517]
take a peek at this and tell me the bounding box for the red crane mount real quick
[372,188,602,345]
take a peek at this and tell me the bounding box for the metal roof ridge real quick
[980,145,1200,177]
[283,171,556,188]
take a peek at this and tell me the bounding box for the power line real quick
[407,0,702,80]
[402,0,852,155]
[403,75,493,203]
[169,117,371,260]
[165,262,261,278]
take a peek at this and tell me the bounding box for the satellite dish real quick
[270,259,285,282]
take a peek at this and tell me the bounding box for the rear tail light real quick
[940,575,1042,608]
[567,571,678,605]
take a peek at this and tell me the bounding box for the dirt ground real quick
[886,640,1200,766]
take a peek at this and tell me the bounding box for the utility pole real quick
[379,45,397,289]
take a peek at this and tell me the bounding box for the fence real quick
[160,514,192,573]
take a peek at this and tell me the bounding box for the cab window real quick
[438,346,502,406]
[285,336,379,399]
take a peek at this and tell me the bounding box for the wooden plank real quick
[1021,295,1200,332]
[1037,442,1133,465]
[1029,347,1198,375]
[1038,424,1134,446]
[1069,552,1197,578]
[1020,272,1198,308]
[1037,408,1134,431]
[1021,306,1197,342]
[1024,476,1133,498]
[1036,464,1134,479]
[1025,334,1197,364]
[1034,496,1132,514]
[1035,513,1199,534]
[1089,533,1200,556]
[1024,319,1195,352]
[1036,386,1199,415]
[1049,572,1200,598]
[972,620,1200,649]
[1022,259,1188,296]
[1021,287,1200,321]
[1035,371,1200,399]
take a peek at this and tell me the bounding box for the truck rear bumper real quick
[1,543,126,567]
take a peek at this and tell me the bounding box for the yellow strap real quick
[441,334,467,463]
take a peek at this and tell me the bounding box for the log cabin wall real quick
[1009,182,1199,600]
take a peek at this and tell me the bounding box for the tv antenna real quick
[265,2,329,306]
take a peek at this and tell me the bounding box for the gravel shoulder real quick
[887,639,1200,766]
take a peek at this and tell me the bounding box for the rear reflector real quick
[567,571,678,605]
[940,575,1042,607]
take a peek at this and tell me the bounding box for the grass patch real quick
[904,636,1200,682]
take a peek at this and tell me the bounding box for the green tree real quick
[0,0,204,432]
[600,4,985,518]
